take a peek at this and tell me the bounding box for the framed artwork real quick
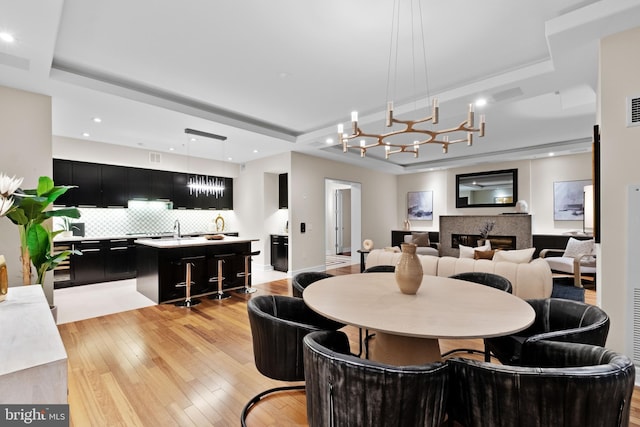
[553,179,592,221]
[407,191,433,221]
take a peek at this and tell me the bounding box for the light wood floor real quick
[58,266,639,426]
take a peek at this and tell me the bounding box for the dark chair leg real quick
[240,384,305,427]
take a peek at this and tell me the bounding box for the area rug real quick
[551,278,585,302]
[326,255,352,267]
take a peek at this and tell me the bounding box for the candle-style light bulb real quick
[468,132,473,146]
[432,98,439,124]
[337,123,344,134]
[351,111,358,134]
[386,101,393,127]
[480,114,486,137]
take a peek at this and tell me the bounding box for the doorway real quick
[325,179,361,268]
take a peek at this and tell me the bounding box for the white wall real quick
[397,154,592,236]
[236,152,290,270]
[290,152,397,273]
[0,86,54,304]
[599,26,640,354]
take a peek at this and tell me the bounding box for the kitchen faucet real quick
[174,219,181,238]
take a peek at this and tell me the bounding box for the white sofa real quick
[365,249,553,299]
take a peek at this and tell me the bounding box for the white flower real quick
[0,173,23,198]
[0,196,14,217]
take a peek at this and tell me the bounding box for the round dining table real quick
[303,272,535,365]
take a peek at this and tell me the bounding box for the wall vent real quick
[149,152,162,163]
[627,96,640,127]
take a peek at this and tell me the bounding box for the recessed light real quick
[92,117,102,123]
[82,132,90,137]
[0,32,15,43]
[253,149,258,153]
[549,152,555,157]
[325,138,334,144]
[169,147,175,151]
[475,98,487,107]
[227,157,232,161]
[190,137,197,142]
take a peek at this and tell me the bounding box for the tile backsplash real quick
[54,204,237,237]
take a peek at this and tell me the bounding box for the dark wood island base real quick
[135,236,257,304]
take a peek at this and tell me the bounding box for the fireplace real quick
[451,234,516,250]
[439,215,531,257]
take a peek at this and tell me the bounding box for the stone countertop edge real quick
[53,231,239,243]
[134,235,258,249]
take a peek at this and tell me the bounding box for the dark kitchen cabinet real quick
[149,169,174,201]
[71,161,102,207]
[52,159,75,207]
[72,240,105,285]
[52,159,233,209]
[172,173,190,208]
[270,234,288,272]
[127,168,151,201]
[105,239,137,280]
[101,164,129,207]
[128,168,173,201]
[279,173,288,209]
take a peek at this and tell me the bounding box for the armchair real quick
[540,237,596,288]
[448,340,635,427]
[241,295,343,426]
[303,330,449,427]
[484,298,609,366]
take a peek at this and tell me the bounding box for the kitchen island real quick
[135,235,258,303]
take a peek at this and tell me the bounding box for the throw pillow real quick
[411,232,430,247]
[563,237,596,267]
[493,248,535,264]
[459,243,491,259]
[474,249,496,260]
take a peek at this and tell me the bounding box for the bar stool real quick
[208,253,234,300]
[175,257,202,307]
[236,250,261,294]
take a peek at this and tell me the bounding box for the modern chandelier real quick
[338,0,486,159]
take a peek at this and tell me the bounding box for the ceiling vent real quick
[627,96,640,127]
[149,152,162,163]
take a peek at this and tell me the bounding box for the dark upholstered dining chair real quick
[303,330,449,427]
[448,271,512,293]
[447,340,635,427]
[362,264,396,273]
[441,272,513,361]
[241,295,343,426]
[292,271,333,298]
[484,298,610,366]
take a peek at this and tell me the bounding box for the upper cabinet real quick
[279,173,288,209]
[53,159,233,210]
[101,164,129,207]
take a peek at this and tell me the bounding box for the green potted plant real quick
[4,175,80,286]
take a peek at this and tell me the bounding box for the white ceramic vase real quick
[395,243,423,295]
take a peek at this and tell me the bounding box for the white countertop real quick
[134,235,258,248]
[53,231,239,243]
[0,286,68,403]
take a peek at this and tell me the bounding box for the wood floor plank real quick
[58,268,639,426]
